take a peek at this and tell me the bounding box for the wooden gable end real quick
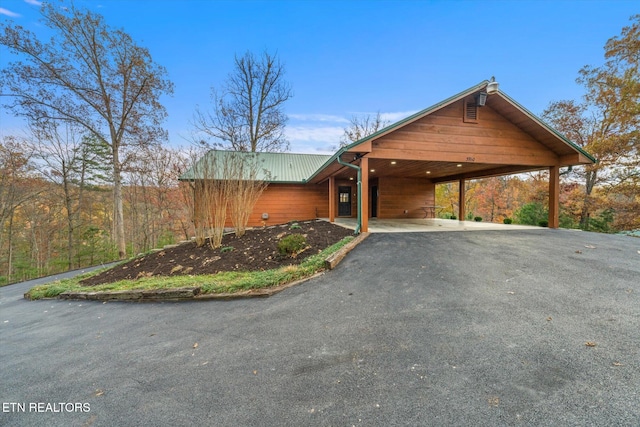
[368,98,560,167]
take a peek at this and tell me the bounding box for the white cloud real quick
[289,113,349,124]
[24,0,42,5]
[289,141,336,155]
[380,110,419,122]
[0,8,21,17]
[286,125,343,143]
[284,109,421,154]
[348,110,419,123]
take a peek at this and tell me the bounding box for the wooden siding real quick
[378,177,435,219]
[370,99,560,167]
[247,183,329,226]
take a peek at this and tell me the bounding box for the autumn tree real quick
[542,15,640,230]
[123,145,189,253]
[473,177,510,222]
[0,2,174,258]
[193,51,292,153]
[29,122,107,269]
[0,137,41,283]
[340,112,390,147]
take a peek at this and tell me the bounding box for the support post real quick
[328,176,335,222]
[458,179,466,221]
[361,157,369,233]
[549,165,560,228]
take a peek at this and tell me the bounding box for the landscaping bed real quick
[81,220,352,286]
[25,220,360,300]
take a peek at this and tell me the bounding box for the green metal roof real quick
[179,150,332,183]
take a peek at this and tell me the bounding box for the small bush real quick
[450,215,457,220]
[474,216,482,222]
[538,220,549,227]
[515,202,547,226]
[277,234,307,256]
[503,218,513,224]
[289,222,301,230]
[220,246,234,253]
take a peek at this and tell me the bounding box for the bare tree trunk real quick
[580,169,598,229]
[62,177,74,270]
[112,148,126,259]
[7,212,14,283]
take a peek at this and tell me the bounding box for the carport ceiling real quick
[331,158,537,182]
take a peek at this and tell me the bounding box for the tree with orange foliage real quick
[542,15,639,230]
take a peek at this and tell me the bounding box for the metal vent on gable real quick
[464,99,478,123]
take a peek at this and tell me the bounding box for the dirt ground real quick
[81,220,353,286]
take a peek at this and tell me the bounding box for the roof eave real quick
[306,80,493,183]
[342,80,491,151]
[495,91,597,164]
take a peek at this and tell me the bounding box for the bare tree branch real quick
[0,2,174,258]
[192,51,292,152]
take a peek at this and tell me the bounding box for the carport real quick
[307,80,595,233]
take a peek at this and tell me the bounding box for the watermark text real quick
[3,402,90,413]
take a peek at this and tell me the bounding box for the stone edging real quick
[47,232,369,302]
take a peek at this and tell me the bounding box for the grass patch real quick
[25,236,354,300]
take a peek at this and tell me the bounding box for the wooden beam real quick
[559,152,595,166]
[549,165,560,228]
[366,147,559,166]
[328,176,335,222]
[361,157,369,233]
[431,165,542,184]
[458,179,465,222]
[346,140,372,153]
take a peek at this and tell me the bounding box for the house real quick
[181,80,595,232]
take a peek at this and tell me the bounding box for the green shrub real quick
[450,215,457,220]
[289,222,301,230]
[538,220,549,227]
[220,246,234,253]
[277,234,307,256]
[515,202,547,226]
[474,216,482,222]
[586,208,615,233]
[503,218,513,224]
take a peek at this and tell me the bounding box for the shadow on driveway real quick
[1,230,639,426]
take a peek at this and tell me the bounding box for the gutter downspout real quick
[337,154,362,235]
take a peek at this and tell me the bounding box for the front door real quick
[338,186,351,216]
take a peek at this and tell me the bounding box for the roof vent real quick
[486,76,499,94]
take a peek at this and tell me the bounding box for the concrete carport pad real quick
[1,230,639,426]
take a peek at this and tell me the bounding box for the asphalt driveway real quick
[1,229,639,426]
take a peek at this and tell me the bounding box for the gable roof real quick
[183,81,596,185]
[179,150,331,183]
[305,80,595,183]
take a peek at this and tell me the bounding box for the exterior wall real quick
[370,99,559,166]
[247,183,329,226]
[378,177,435,219]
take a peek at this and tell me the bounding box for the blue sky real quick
[1,0,637,154]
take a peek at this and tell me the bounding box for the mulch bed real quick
[80,220,353,286]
